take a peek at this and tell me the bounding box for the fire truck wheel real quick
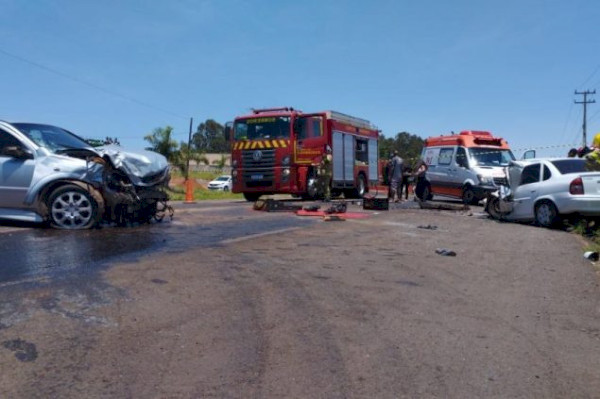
[243,193,261,202]
[353,174,367,198]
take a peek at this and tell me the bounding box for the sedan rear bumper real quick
[558,196,600,216]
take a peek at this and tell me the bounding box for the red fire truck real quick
[225,107,380,201]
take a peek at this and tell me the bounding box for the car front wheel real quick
[47,184,99,229]
[535,200,559,227]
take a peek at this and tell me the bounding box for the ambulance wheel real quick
[462,186,479,205]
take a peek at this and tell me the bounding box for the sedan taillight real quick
[569,177,584,195]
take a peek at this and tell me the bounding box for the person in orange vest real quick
[585,133,600,171]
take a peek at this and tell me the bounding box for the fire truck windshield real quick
[234,116,291,140]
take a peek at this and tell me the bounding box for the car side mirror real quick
[2,146,33,160]
[522,149,536,160]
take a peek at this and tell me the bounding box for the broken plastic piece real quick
[435,248,456,257]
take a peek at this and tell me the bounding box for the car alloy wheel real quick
[48,185,98,229]
[535,201,558,227]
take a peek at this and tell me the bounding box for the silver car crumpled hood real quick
[96,145,170,186]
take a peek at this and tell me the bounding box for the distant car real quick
[207,175,232,191]
[486,157,600,226]
[0,121,171,229]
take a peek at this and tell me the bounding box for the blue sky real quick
[1,0,599,157]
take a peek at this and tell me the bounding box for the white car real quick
[487,157,600,226]
[207,175,232,191]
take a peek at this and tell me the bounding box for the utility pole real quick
[575,90,596,147]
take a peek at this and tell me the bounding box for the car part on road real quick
[435,248,457,256]
[253,199,302,212]
[362,195,389,210]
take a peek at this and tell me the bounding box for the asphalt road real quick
[0,198,599,398]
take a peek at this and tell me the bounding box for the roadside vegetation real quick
[167,169,241,201]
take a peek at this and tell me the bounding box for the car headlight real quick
[282,155,291,166]
[477,174,493,185]
[282,168,290,176]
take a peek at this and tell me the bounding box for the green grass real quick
[167,187,242,201]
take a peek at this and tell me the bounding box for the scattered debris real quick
[435,248,457,257]
[253,199,302,212]
[584,251,599,262]
[325,201,347,214]
[323,215,345,222]
[362,195,389,210]
[2,339,38,362]
[418,224,438,230]
[419,201,470,211]
[303,204,321,212]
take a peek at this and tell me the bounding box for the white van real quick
[421,131,515,204]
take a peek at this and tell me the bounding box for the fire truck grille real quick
[242,149,276,168]
[242,168,275,187]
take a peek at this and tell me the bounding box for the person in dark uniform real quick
[317,146,333,201]
[413,159,429,201]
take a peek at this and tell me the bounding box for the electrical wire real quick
[0,47,188,121]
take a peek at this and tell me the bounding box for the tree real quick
[170,142,209,176]
[192,119,228,153]
[144,126,179,162]
[379,132,425,166]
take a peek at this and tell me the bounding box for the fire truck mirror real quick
[292,119,301,136]
[224,121,233,142]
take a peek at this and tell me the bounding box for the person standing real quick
[318,146,333,201]
[413,158,429,201]
[389,150,404,202]
[400,164,412,200]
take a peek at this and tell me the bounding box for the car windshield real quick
[215,176,230,181]
[12,123,91,153]
[551,159,587,174]
[234,116,290,140]
[468,148,515,166]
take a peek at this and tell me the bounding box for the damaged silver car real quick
[0,121,172,229]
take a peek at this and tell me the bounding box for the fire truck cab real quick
[421,130,515,204]
[225,107,380,201]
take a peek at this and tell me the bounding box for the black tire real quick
[486,197,502,220]
[535,200,559,227]
[243,192,261,202]
[47,184,99,230]
[223,186,230,192]
[353,174,367,198]
[462,186,478,205]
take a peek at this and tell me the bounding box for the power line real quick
[0,47,187,120]
[579,64,600,89]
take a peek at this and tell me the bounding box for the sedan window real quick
[520,164,541,186]
[543,165,552,181]
[0,129,23,156]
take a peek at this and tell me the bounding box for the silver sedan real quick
[0,121,171,229]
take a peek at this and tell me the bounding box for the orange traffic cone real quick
[184,179,196,204]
